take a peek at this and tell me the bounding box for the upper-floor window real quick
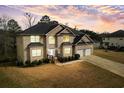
[48,36,55,44]
[31,36,40,42]
[63,35,70,42]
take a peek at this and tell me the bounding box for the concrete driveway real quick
[83,55,124,77]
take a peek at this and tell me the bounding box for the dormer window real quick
[31,36,40,42]
[63,35,70,42]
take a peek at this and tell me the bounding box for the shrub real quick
[68,56,71,61]
[16,60,23,66]
[57,54,80,63]
[57,56,63,63]
[74,54,80,60]
[37,60,43,65]
[42,58,49,64]
[25,60,31,67]
[118,47,124,51]
[50,58,55,64]
[72,55,75,60]
[31,60,38,66]
[63,57,67,62]
[25,60,30,65]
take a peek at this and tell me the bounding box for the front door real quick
[48,49,55,56]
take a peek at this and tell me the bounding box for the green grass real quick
[0,62,124,88]
[94,49,124,64]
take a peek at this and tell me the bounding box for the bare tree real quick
[0,15,10,31]
[0,15,10,57]
[23,12,36,28]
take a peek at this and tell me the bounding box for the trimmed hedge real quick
[17,57,50,67]
[57,54,80,63]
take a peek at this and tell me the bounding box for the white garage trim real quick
[76,49,84,57]
[84,49,91,56]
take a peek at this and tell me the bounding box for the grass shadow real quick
[0,62,17,67]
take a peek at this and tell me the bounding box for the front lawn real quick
[0,62,124,88]
[94,49,124,64]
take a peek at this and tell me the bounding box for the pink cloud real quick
[5,5,124,33]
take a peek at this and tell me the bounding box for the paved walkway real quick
[55,60,83,66]
[83,55,124,77]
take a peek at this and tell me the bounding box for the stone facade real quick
[16,25,93,63]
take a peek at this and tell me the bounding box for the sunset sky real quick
[0,5,124,33]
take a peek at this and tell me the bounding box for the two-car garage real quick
[85,49,92,56]
[76,48,92,58]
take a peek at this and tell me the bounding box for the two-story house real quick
[102,30,124,49]
[16,16,94,64]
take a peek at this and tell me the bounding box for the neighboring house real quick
[16,16,94,64]
[102,30,124,49]
[93,40,101,48]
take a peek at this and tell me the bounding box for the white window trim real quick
[32,49,41,57]
[64,48,71,54]
[31,36,40,42]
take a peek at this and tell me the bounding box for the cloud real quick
[1,5,124,33]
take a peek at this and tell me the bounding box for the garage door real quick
[84,49,91,56]
[76,50,84,57]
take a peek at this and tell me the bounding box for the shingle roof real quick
[109,30,124,37]
[60,24,85,36]
[59,25,86,45]
[16,21,93,45]
[77,40,86,45]
[72,34,85,44]
[61,42,72,46]
[27,42,44,48]
[71,30,85,36]
[17,21,58,35]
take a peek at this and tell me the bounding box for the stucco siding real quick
[40,36,44,44]
[17,35,44,62]
[82,35,91,42]
[59,28,70,34]
[46,25,63,35]
[46,25,63,55]
[57,35,74,47]
[23,36,30,62]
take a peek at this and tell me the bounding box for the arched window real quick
[63,35,69,42]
